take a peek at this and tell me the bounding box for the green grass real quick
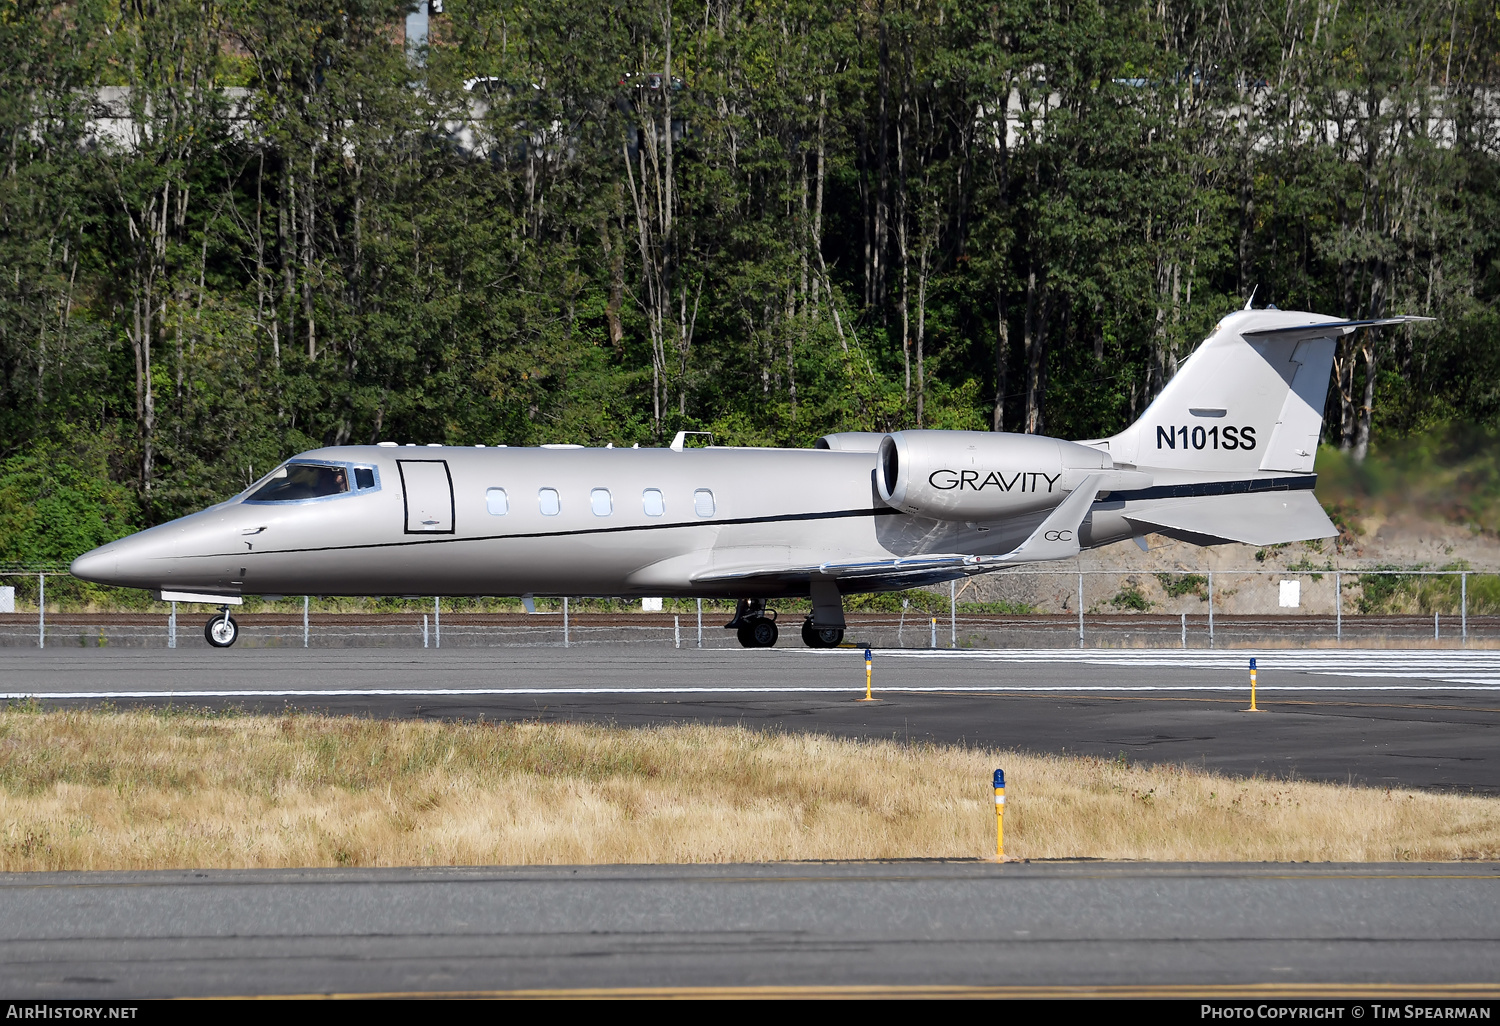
[1353,564,1500,614]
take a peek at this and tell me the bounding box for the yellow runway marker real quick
[1245,656,1263,712]
[857,645,879,701]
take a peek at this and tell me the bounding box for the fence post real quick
[1207,571,1214,649]
[1462,572,1468,644]
[303,595,310,648]
[37,573,43,650]
[1435,611,1440,641]
[930,617,937,649]
[697,598,703,648]
[1335,571,1342,643]
[434,596,441,649]
[675,614,681,649]
[1180,612,1186,649]
[563,596,569,648]
[1077,571,1084,649]
[950,579,956,648]
[169,601,177,650]
[422,614,429,648]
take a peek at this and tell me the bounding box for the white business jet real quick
[70,307,1426,648]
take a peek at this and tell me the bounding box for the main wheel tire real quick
[749,618,779,648]
[736,624,757,648]
[801,620,844,648]
[205,614,239,648]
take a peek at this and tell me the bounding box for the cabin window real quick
[693,488,716,518]
[486,488,509,515]
[590,488,612,516]
[538,488,560,516]
[247,463,349,502]
[354,467,376,490]
[642,488,665,517]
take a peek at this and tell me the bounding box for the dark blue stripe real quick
[1107,474,1316,502]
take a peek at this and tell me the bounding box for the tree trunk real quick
[1352,332,1378,463]
[993,289,1008,432]
[915,211,930,429]
[1023,267,1048,434]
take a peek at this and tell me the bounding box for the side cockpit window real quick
[355,467,376,489]
[247,463,350,502]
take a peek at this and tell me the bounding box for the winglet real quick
[993,475,1102,563]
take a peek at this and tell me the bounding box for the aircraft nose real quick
[70,545,120,584]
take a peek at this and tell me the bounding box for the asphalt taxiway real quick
[1,861,1496,998]
[3,649,1498,998]
[2,646,1498,792]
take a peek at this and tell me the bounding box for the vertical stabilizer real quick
[1100,311,1427,474]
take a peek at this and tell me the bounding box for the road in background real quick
[3,647,1498,792]
[1,862,1496,998]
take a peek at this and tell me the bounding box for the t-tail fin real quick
[1100,310,1430,474]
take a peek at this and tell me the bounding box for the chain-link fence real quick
[1,568,1496,650]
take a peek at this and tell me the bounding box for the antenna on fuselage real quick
[1244,285,1258,311]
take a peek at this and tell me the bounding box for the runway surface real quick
[2,861,1497,998]
[2,647,1497,792]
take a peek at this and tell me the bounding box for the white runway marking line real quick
[6,648,1500,699]
[800,648,1500,686]
[7,684,1500,700]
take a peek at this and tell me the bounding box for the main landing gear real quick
[728,599,779,648]
[801,620,844,648]
[205,606,239,648]
[727,581,848,649]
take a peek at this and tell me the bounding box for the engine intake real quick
[876,430,1113,521]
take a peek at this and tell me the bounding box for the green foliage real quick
[844,590,950,615]
[1109,586,1152,612]
[1154,573,1207,600]
[1354,565,1500,615]
[0,436,141,567]
[1285,557,1332,581]
[0,0,1495,541]
[1317,428,1500,536]
[958,600,1037,616]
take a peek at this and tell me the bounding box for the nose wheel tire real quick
[801,620,844,648]
[205,613,239,648]
[736,619,779,648]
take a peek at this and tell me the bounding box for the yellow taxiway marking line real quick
[215,982,1500,1000]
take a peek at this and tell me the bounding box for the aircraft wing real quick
[692,475,1107,588]
[692,552,979,586]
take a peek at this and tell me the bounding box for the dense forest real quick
[1,0,1498,565]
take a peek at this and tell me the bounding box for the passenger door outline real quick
[398,460,456,535]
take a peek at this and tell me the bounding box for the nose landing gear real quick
[205,606,239,648]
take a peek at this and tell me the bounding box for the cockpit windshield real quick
[247,463,349,502]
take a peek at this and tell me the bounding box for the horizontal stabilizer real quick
[1241,316,1432,338]
[1123,490,1336,546]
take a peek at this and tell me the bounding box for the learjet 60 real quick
[70,308,1425,648]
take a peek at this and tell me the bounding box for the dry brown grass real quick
[1,708,1497,870]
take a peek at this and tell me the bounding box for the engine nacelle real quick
[876,430,1113,521]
